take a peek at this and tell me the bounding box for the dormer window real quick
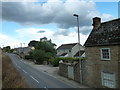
[100,48,111,60]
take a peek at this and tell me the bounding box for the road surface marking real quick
[30,75,39,83]
[44,86,48,90]
[22,69,27,73]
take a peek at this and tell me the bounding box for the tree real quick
[32,50,46,64]
[32,37,56,64]
[36,39,56,56]
[2,46,11,52]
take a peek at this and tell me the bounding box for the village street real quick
[6,53,89,88]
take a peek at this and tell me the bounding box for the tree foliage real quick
[32,49,46,64]
[32,38,56,64]
[2,46,11,52]
[51,57,85,67]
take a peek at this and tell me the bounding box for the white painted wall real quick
[57,43,85,57]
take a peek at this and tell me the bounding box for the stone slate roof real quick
[57,43,78,50]
[84,18,120,47]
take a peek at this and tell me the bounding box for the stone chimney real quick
[92,17,101,29]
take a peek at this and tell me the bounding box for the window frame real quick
[101,71,116,88]
[100,48,111,60]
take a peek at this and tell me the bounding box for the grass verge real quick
[2,54,29,88]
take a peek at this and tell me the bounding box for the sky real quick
[0,0,119,48]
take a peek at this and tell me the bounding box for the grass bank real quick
[2,54,29,88]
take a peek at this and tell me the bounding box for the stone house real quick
[84,17,120,88]
[14,47,32,58]
[57,43,85,57]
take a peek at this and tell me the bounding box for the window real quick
[101,71,116,88]
[100,48,110,60]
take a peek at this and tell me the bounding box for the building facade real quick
[84,17,120,88]
[57,43,85,57]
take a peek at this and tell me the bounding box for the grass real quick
[2,54,29,88]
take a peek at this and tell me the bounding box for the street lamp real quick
[73,14,83,84]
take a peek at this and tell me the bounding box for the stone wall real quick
[74,62,80,82]
[84,45,119,88]
[118,46,120,88]
[59,62,81,83]
[59,63,68,78]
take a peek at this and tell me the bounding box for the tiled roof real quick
[57,43,77,50]
[84,18,120,47]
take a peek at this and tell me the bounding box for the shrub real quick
[51,57,84,67]
[52,57,63,67]
[24,55,33,59]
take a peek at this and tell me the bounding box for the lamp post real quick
[73,14,82,84]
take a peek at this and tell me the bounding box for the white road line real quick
[30,75,39,83]
[44,87,48,90]
[22,69,27,73]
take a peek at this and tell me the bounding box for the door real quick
[68,65,74,80]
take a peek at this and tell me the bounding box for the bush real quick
[52,57,62,67]
[51,57,84,67]
[24,55,33,59]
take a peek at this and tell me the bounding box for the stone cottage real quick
[84,17,120,88]
[57,43,85,57]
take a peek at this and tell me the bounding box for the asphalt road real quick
[7,53,75,88]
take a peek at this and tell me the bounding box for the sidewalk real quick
[22,59,90,88]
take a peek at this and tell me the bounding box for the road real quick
[7,53,75,88]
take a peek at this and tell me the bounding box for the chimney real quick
[92,17,101,29]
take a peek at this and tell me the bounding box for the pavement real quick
[21,58,89,88]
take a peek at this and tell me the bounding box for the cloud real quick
[15,28,54,41]
[79,26,92,35]
[14,27,89,47]
[53,29,70,36]
[0,33,22,48]
[101,13,117,22]
[2,0,116,35]
[2,1,97,28]
[37,30,46,33]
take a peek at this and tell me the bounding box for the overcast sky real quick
[0,0,119,48]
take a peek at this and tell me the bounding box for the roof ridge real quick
[62,43,78,45]
[101,18,120,24]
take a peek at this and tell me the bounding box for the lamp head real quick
[73,14,78,17]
